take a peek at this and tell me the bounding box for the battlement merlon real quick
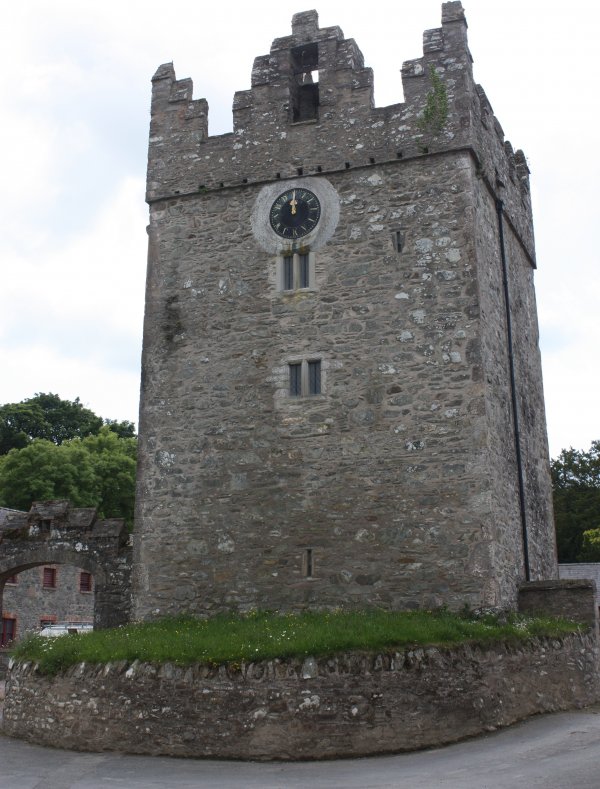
[148,62,208,192]
[146,2,533,253]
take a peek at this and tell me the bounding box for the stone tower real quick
[133,2,557,620]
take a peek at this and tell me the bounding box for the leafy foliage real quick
[0,393,103,454]
[0,427,136,526]
[12,609,580,676]
[578,528,600,562]
[0,393,137,455]
[104,419,136,439]
[551,441,600,562]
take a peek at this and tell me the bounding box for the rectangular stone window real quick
[308,360,321,395]
[289,362,302,397]
[288,358,322,397]
[283,255,294,290]
[79,571,93,593]
[299,253,309,288]
[42,566,57,589]
[279,251,314,292]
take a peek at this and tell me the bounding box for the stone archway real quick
[0,501,132,630]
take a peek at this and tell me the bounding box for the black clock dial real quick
[269,188,321,239]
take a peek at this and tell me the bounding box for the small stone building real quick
[133,3,557,620]
[0,501,132,644]
[1,564,94,646]
[0,507,94,646]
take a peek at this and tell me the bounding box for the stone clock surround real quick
[251,177,340,253]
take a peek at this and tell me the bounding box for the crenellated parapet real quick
[146,2,532,256]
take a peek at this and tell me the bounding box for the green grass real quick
[12,609,581,676]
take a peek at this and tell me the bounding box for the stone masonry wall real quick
[4,632,598,759]
[2,565,94,640]
[472,178,556,606]
[559,564,600,607]
[134,3,556,619]
[519,579,598,630]
[136,150,508,617]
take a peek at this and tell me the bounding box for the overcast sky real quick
[1,1,598,457]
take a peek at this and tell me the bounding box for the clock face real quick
[269,188,321,239]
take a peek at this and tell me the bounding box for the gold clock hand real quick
[290,190,298,215]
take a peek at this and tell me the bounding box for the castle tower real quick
[133,2,557,620]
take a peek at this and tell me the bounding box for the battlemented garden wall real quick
[4,631,598,759]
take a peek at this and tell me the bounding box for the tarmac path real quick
[1,701,600,789]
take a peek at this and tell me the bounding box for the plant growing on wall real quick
[418,66,449,137]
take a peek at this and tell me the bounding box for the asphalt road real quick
[1,705,600,789]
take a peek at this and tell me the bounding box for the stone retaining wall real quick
[3,632,598,760]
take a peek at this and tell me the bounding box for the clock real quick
[269,187,321,239]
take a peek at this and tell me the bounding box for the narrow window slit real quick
[289,363,302,397]
[283,255,294,290]
[392,230,403,254]
[308,360,321,395]
[299,254,309,289]
[304,548,313,578]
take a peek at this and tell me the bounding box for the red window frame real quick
[42,567,57,589]
[1,616,17,647]
[79,572,93,593]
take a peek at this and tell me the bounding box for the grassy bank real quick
[13,609,580,675]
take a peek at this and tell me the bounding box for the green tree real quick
[0,428,137,527]
[0,440,98,511]
[0,393,104,454]
[578,528,600,562]
[80,428,137,524]
[0,393,137,455]
[104,419,136,439]
[551,440,600,562]
[0,400,49,454]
